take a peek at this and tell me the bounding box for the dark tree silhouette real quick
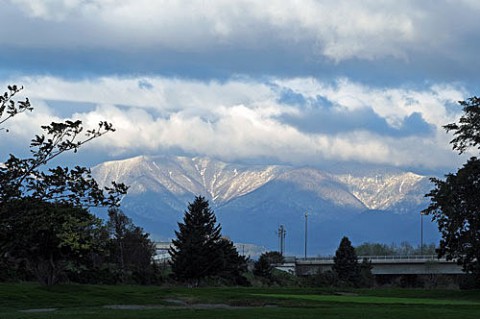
[0,199,103,286]
[106,208,156,283]
[443,96,480,154]
[358,258,374,288]
[253,252,274,280]
[169,196,246,286]
[423,158,480,285]
[216,238,249,285]
[424,96,480,287]
[332,236,360,286]
[0,85,127,285]
[0,85,32,130]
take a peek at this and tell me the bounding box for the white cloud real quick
[0,99,63,158]
[1,75,468,171]
[8,0,86,21]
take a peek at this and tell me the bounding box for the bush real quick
[312,270,339,287]
[459,273,480,290]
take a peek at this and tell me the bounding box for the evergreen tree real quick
[332,236,360,286]
[253,252,274,280]
[262,251,284,264]
[358,258,374,287]
[252,251,285,282]
[216,238,249,285]
[169,196,224,285]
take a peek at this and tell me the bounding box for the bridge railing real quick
[294,255,441,263]
[357,255,439,261]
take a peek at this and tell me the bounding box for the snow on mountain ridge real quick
[91,155,430,211]
[92,155,285,204]
[275,167,366,210]
[336,172,429,210]
[90,156,439,255]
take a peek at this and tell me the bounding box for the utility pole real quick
[277,225,286,256]
[304,212,308,259]
[420,212,424,255]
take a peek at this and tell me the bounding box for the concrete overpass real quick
[276,255,464,276]
[153,242,172,263]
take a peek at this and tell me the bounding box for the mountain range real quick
[91,155,440,256]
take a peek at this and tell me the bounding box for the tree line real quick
[0,86,246,287]
[2,85,480,288]
[0,85,157,285]
[355,242,436,256]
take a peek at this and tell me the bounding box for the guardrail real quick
[358,255,439,261]
[293,255,441,262]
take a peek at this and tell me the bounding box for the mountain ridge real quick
[92,155,430,210]
[91,155,439,255]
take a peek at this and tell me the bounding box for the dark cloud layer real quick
[0,1,476,173]
[2,46,480,91]
[1,1,480,89]
[278,94,435,138]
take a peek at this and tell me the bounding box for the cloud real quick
[3,0,480,67]
[272,78,466,129]
[7,0,87,21]
[0,75,468,172]
[279,104,435,138]
[0,98,63,158]
[2,1,476,176]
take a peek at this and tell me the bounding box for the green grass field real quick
[1,283,479,319]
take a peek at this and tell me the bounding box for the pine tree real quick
[253,252,274,279]
[332,236,360,286]
[358,258,374,287]
[216,238,249,285]
[169,196,223,285]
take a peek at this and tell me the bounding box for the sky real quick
[1,0,480,175]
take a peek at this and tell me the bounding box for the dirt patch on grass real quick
[19,308,57,313]
[104,303,251,310]
[334,292,359,296]
[104,298,278,310]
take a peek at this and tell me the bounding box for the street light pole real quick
[304,212,308,259]
[420,212,424,256]
[277,225,286,256]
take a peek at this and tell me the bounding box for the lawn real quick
[0,283,479,319]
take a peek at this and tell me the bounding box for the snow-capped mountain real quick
[336,171,431,211]
[93,155,285,205]
[91,155,439,255]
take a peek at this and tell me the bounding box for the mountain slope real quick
[91,155,438,254]
[93,155,285,204]
[336,172,432,212]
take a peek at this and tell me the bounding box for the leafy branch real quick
[0,85,33,130]
[444,96,480,154]
[0,85,128,208]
